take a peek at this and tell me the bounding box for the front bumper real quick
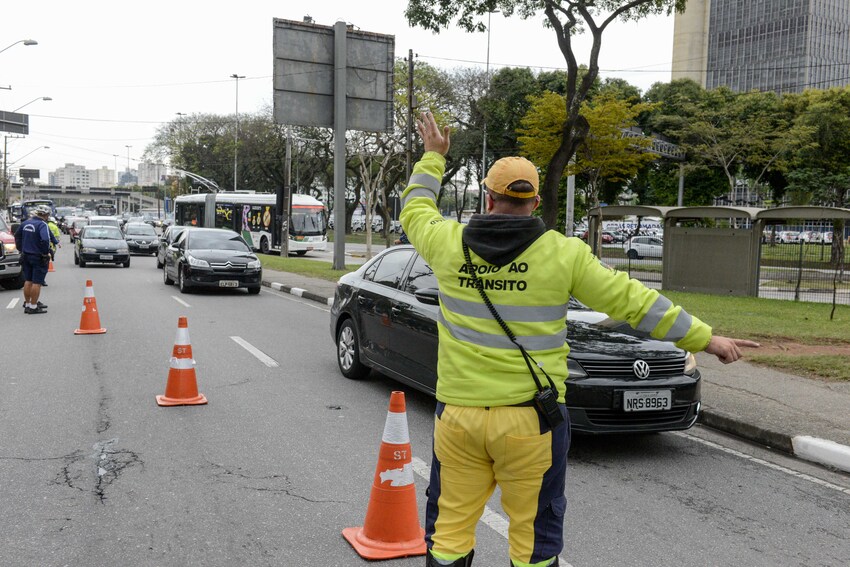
[566,372,701,434]
[0,254,22,278]
[185,267,262,289]
[126,240,158,254]
[79,251,131,264]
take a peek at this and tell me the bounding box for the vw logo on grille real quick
[632,359,651,379]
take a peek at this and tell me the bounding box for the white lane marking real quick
[171,296,191,308]
[411,456,576,567]
[261,287,330,312]
[673,431,850,496]
[229,336,280,368]
[6,298,19,309]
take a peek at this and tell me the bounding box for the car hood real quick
[80,237,125,247]
[186,249,256,262]
[567,310,685,359]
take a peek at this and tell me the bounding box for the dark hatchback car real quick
[123,222,159,255]
[157,225,187,268]
[162,228,262,294]
[330,246,701,434]
[74,225,131,268]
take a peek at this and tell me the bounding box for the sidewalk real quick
[262,268,850,474]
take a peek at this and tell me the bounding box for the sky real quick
[0,0,676,181]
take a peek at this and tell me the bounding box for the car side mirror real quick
[414,288,440,306]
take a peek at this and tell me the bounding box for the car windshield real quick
[188,231,249,251]
[125,225,156,236]
[84,227,122,240]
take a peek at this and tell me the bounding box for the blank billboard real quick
[272,18,394,132]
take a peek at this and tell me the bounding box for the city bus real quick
[173,192,327,255]
[20,199,57,220]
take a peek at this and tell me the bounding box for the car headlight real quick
[3,242,17,254]
[567,358,588,379]
[187,255,209,268]
[684,352,698,376]
[248,259,261,269]
[81,247,96,253]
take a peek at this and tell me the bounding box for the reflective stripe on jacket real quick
[400,152,712,407]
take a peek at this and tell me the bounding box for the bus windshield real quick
[95,204,117,216]
[290,207,325,236]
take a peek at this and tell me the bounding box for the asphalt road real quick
[1,239,848,566]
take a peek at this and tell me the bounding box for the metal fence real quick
[758,228,848,304]
[596,243,663,289]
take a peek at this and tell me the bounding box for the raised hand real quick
[416,111,451,156]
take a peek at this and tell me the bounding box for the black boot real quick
[510,559,558,567]
[426,549,474,566]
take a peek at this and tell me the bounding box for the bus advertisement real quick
[173,192,327,255]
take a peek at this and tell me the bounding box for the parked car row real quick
[763,230,836,244]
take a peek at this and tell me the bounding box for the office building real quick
[672,0,850,93]
[92,166,115,188]
[137,161,167,186]
[49,163,92,190]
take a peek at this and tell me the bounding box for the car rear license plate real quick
[623,390,671,412]
[219,280,239,287]
[100,254,113,260]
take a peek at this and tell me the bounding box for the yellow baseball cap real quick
[483,157,539,199]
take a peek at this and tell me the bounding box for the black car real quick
[162,228,262,294]
[74,225,131,268]
[123,222,159,255]
[157,225,187,268]
[330,245,701,434]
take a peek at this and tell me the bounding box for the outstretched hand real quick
[416,111,451,156]
[705,335,761,364]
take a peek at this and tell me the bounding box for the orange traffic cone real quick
[343,391,426,560]
[48,259,55,272]
[156,316,207,407]
[74,280,106,335]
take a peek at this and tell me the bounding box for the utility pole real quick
[405,49,415,180]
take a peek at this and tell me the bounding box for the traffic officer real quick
[14,205,53,314]
[47,216,62,259]
[401,111,759,567]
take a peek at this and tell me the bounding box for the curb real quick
[262,278,850,475]
[262,280,334,306]
[699,409,850,473]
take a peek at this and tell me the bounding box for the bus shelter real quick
[587,205,850,302]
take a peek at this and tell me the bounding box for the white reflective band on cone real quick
[378,462,415,487]
[382,411,410,444]
[169,357,196,370]
[174,327,191,345]
[84,286,95,298]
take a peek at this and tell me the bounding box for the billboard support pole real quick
[281,129,291,257]
[333,21,347,270]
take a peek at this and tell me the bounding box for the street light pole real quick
[230,73,245,192]
[0,39,38,56]
[12,96,52,113]
[480,11,495,214]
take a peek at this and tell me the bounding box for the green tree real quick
[406,0,688,229]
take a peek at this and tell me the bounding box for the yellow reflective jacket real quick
[400,152,712,407]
